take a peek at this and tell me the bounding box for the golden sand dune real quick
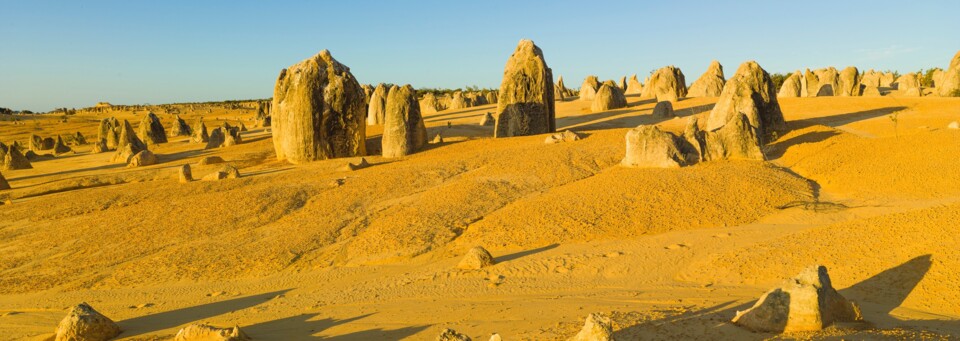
[1,93,959,339]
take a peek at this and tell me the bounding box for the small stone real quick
[338,158,370,172]
[437,328,472,341]
[174,323,250,341]
[544,130,582,144]
[202,172,228,181]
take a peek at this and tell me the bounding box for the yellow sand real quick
[1,94,959,340]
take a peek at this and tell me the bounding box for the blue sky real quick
[1,0,957,111]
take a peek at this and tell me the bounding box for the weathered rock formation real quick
[895,73,920,92]
[803,69,819,97]
[590,84,627,112]
[703,113,764,161]
[0,171,9,190]
[367,83,389,125]
[880,72,895,87]
[862,86,882,97]
[2,147,32,170]
[272,50,367,163]
[647,66,687,103]
[255,100,271,127]
[706,61,786,144]
[53,135,72,155]
[97,117,119,149]
[138,111,168,144]
[174,323,250,341]
[192,119,209,143]
[448,91,469,110]
[73,132,87,145]
[128,150,159,167]
[732,265,863,333]
[494,39,555,138]
[437,328,472,341]
[652,101,675,119]
[777,71,802,98]
[198,156,225,165]
[170,115,192,136]
[621,125,685,168]
[206,128,225,149]
[579,75,600,101]
[479,112,495,126]
[179,164,193,183]
[458,246,496,270]
[937,52,960,97]
[687,60,725,97]
[484,91,497,104]
[860,69,882,88]
[420,92,441,113]
[54,303,121,341]
[814,67,839,96]
[112,120,147,163]
[544,130,581,144]
[382,85,428,158]
[626,74,643,94]
[837,66,861,96]
[568,313,613,341]
[679,118,705,163]
[555,75,568,101]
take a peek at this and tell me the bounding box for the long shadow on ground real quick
[118,288,293,337]
[245,312,430,340]
[612,254,954,338]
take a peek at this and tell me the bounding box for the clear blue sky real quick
[1,0,957,112]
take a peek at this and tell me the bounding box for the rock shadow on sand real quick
[244,312,429,340]
[613,255,944,338]
[495,243,559,263]
[787,106,907,130]
[118,288,293,337]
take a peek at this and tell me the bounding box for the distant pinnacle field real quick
[3,29,960,341]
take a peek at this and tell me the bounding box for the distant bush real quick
[417,86,496,97]
[919,68,943,87]
[950,89,960,97]
[768,73,791,91]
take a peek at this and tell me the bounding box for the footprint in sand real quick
[665,243,689,250]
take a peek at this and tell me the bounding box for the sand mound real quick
[772,125,960,200]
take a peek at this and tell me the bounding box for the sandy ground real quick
[1,90,960,340]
